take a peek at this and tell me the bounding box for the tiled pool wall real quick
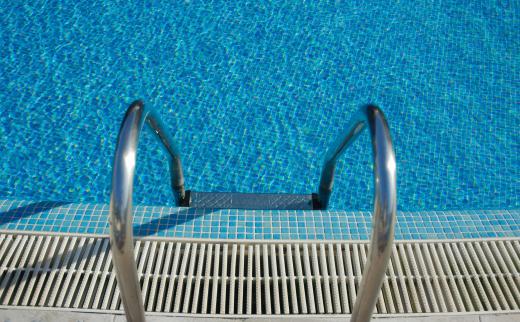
[0,199,518,240]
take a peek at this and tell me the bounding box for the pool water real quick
[1,1,518,211]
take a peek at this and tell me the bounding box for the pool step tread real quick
[188,191,315,210]
[0,231,518,316]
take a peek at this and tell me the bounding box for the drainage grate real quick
[0,232,518,315]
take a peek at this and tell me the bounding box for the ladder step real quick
[187,191,316,210]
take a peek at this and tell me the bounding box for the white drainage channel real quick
[0,231,518,316]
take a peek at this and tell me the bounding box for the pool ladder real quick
[109,100,396,322]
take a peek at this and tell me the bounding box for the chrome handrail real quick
[317,104,396,322]
[109,100,186,322]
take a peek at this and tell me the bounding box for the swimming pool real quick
[1,1,518,211]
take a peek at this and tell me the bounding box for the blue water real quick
[1,1,518,211]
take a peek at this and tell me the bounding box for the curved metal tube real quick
[318,104,396,322]
[109,100,186,322]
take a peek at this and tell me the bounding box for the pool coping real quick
[0,199,518,240]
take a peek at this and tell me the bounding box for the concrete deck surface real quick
[0,308,519,322]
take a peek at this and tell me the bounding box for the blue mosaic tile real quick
[0,199,518,240]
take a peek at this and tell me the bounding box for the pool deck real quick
[0,198,518,320]
[0,308,518,322]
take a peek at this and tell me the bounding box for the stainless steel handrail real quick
[317,104,396,322]
[109,100,186,322]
